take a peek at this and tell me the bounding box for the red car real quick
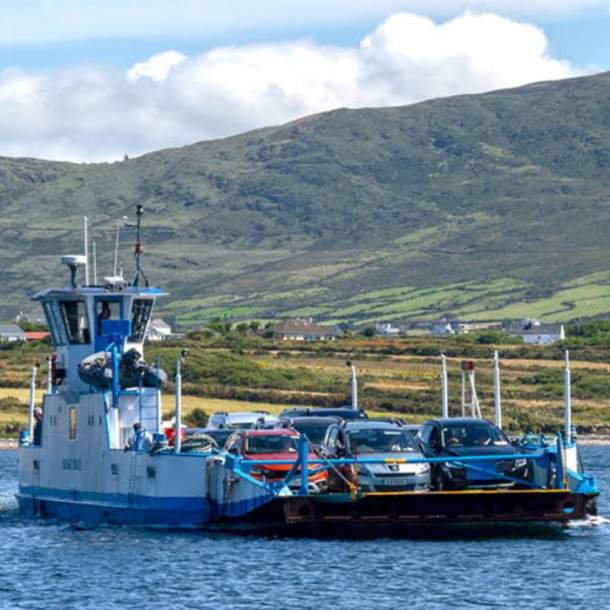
[225,429,328,493]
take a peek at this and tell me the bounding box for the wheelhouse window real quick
[59,300,90,344]
[69,407,77,440]
[42,301,68,346]
[96,299,121,336]
[129,299,153,342]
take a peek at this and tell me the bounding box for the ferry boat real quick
[17,209,599,531]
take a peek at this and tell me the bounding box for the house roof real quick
[150,319,171,332]
[270,318,336,336]
[24,331,50,341]
[0,324,25,336]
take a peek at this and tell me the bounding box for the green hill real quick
[2,71,610,326]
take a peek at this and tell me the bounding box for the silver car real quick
[207,411,279,430]
[322,421,431,492]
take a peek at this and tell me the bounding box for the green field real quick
[3,329,610,437]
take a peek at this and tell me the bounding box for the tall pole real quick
[564,350,572,444]
[114,222,120,276]
[175,357,182,453]
[83,216,90,286]
[350,363,358,410]
[441,354,449,418]
[92,240,98,285]
[28,365,38,440]
[494,350,502,428]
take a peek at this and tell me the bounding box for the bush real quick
[0,396,26,411]
[185,407,208,428]
[0,420,22,437]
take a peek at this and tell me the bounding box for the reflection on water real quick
[0,447,608,610]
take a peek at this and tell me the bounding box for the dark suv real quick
[275,416,342,448]
[279,406,368,420]
[417,418,527,490]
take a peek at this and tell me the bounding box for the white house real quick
[510,319,566,345]
[430,318,500,336]
[0,324,26,342]
[146,319,173,342]
[431,319,457,336]
[375,322,401,337]
[268,319,337,341]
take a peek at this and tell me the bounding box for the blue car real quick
[417,418,528,490]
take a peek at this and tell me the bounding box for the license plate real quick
[379,477,410,486]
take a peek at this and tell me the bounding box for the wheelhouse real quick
[33,285,166,392]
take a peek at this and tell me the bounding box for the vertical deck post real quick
[47,356,53,394]
[350,362,358,410]
[494,351,502,429]
[156,354,162,433]
[441,354,449,418]
[175,357,182,453]
[564,350,572,445]
[468,369,481,418]
[460,371,466,418]
[27,365,38,440]
[111,344,120,409]
[299,434,309,496]
[556,432,565,490]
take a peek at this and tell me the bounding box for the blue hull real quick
[17,490,210,527]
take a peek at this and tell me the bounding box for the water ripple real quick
[0,447,608,610]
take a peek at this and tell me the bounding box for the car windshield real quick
[347,428,417,454]
[205,429,233,447]
[245,435,298,454]
[441,423,509,448]
[291,422,332,444]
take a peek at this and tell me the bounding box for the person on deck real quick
[33,407,43,446]
[125,422,153,452]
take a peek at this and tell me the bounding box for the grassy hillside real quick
[2,71,610,325]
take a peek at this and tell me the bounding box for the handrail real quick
[224,437,565,495]
[235,452,547,466]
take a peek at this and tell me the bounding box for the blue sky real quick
[0,1,607,161]
[0,1,608,70]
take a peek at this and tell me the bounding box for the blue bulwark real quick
[102,319,132,338]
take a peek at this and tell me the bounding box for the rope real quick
[305,438,358,494]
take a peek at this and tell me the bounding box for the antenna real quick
[113,216,128,277]
[132,205,149,287]
[92,240,98,285]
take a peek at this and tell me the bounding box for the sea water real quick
[0,446,609,610]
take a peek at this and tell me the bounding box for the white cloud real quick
[0,12,585,162]
[127,51,186,83]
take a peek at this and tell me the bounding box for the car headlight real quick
[514,459,527,469]
[414,463,430,474]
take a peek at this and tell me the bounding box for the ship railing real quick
[224,434,575,496]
